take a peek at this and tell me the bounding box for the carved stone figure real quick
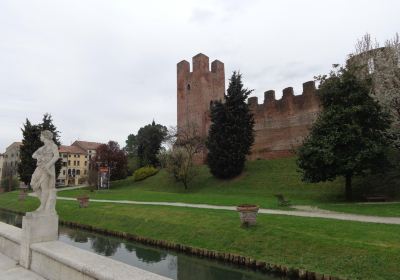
[30,130,59,213]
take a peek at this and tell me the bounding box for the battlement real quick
[177,53,322,162]
[248,81,319,115]
[177,53,225,75]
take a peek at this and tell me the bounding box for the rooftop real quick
[72,141,103,151]
[59,145,86,154]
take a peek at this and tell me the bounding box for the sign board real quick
[98,167,110,189]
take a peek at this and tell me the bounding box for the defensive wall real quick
[177,54,321,161]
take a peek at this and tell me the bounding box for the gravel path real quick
[55,196,400,225]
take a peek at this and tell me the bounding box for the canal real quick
[0,209,285,280]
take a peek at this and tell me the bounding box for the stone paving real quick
[0,252,45,280]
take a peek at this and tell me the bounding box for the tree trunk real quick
[345,174,353,201]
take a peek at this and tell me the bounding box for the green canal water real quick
[0,209,286,280]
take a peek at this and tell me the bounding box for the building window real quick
[68,169,71,175]
[69,155,71,158]
[367,57,374,74]
[63,170,66,175]
[68,160,71,165]
[77,161,80,166]
[84,170,87,175]
[77,170,80,175]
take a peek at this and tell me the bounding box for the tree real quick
[164,124,205,189]
[206,71,255,179]
[18,119,41,185]
[297,65,392,201]
[93,141,128,181]
[351,33,400,149]
[124,134,137,158]
[135,121,167,167]
[18,114,61,185]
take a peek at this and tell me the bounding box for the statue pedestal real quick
[19,211,58,268]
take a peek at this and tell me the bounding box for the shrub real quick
[133,166,158,181]
[165,148,197,190]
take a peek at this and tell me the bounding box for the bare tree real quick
[163,123,205,189]
[351,33,400,149]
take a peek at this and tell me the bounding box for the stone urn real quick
[236,204,259,226]
[76,196,90,208]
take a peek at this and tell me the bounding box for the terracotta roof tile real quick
[59,145,86,154]
[72,141,103,150]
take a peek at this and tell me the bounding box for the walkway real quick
[56,196,400,225]
[0,253,44,280]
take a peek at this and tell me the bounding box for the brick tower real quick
[177,54,225,160]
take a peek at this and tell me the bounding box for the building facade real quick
[57,141,102,186]
[177,54,321,161]
[2,142,22,179]
[58,145,88,186]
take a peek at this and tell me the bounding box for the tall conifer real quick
[206,72,255,179]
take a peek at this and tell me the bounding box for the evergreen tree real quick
[206,71,255,179]
[297,65,392,201]
[18,113,62,185]
[136,121,168,167]
[18,119,41,185]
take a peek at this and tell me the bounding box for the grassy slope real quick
[0,192,399,280]
[60,157,400,216]
[61,158,345,208]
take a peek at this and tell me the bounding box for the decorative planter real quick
[76,196,90,208]
[236,204,259,226]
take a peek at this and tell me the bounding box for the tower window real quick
[187,84,191,91]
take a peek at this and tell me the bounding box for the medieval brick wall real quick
[177,54,321,161]
[247,81,320,159]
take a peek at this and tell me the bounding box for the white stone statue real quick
[30,130,59,213]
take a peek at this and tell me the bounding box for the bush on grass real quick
[133,166,158,182]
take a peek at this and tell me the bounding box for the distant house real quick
[71,141,103,170]
[57,141,103,186]
[58,145,88,186]
[2,142,22,179]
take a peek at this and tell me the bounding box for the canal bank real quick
[0,208,348,280]
[0,209,286,280]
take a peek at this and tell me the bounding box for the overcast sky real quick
[0,0,399,151]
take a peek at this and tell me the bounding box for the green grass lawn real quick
[318,202,400,217]
[60,158,345,209]
[0,192,399,280]
[59,157,400,216]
